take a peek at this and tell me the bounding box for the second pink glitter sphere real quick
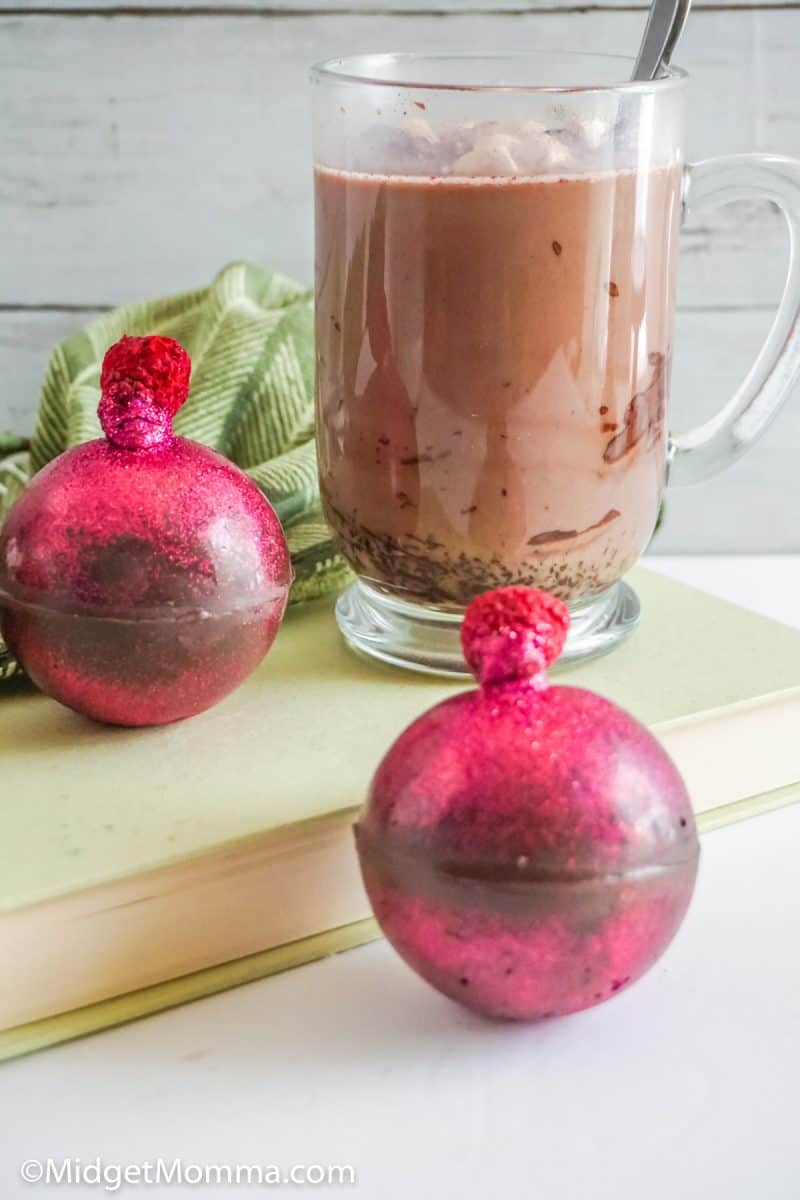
[0,336,292,726]
[356,587,700,1021]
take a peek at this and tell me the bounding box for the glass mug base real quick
[335,578,640,678]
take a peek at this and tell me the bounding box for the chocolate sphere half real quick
[0,336,292,725]
[356,587,700,1021]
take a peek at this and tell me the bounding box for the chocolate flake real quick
[552,240,562,256]
[604,352,667,464]
[528,527,578,546]
[400,450,451,466]
[528,508,621,547]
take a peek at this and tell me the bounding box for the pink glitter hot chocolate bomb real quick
[356,588,700,1021]
[0,336,291,726]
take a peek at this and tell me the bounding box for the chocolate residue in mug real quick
[527,508,621,547]
[603,352,667,464]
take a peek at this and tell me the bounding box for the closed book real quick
[1,566,798,1059]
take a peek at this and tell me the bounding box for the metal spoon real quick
[632,0,692,81]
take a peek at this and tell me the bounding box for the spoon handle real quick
[661,0,692,70]
[632,0,691,81]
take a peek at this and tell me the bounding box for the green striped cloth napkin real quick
[0,262,351,682]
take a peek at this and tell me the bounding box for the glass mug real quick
[312,52,800,674]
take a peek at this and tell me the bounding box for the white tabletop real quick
[2,555,799,1200]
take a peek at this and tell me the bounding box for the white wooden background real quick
[1,0,798,552]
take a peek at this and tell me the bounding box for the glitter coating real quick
[356,587,699,1021]
[461,586,569,684]
[0,337,291,725]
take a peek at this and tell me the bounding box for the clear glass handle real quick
[669,154,800,486]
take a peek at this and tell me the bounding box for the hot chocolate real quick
[315,141,681,607]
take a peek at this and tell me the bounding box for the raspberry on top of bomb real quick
[460,586,570,687]
[98,335,192,450]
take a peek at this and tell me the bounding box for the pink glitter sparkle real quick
[356,587,700,1021]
